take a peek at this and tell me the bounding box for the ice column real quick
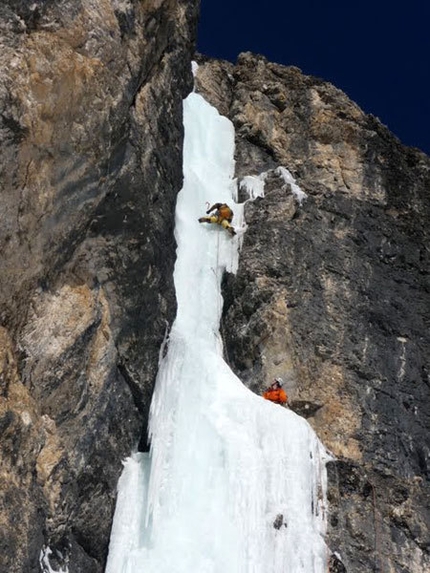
[106,92,329,573]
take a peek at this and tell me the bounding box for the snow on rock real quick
[239,174,267,200]
[275,166,308,205]
[106,92,329,573]
[39,547,68,573]
[239,166,307,206]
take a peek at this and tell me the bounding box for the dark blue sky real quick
[197,1,430,155]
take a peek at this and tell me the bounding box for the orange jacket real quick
[263,387,288,405]
[207,203,233,223]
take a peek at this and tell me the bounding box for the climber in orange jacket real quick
[263,378,288,405]
[198,202,236,236]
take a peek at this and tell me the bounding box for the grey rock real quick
[195,52,430,572]
[2,7,429,573]
[0,0,199,571]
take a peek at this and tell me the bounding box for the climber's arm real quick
[206,202,222,214]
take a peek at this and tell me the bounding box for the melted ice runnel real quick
[106,92,329,573]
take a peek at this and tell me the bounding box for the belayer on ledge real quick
[198,202,236,236]
[263,378,288,406]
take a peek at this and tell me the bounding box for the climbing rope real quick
[215,223,221,332]
[205,199,235,366]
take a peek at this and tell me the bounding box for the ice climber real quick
[198,202,236,236]
[263,378,288,405]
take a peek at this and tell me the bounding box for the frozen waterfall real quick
[106,91,329,573]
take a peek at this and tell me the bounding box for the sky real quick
[197,1,430,156]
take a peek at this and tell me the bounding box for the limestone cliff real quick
[195,53,430,572]
[1,1,429,572]
[0,1,199,571]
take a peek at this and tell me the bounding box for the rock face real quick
[1,3,429,570]
[0,1,199,571]
[195,53,430,572]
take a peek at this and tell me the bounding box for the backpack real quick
[217,203,233,223]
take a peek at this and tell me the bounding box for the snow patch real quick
[239,166,307,206]
[276,166,307,205]
[239,173,267,199]
[39,547,68,573]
